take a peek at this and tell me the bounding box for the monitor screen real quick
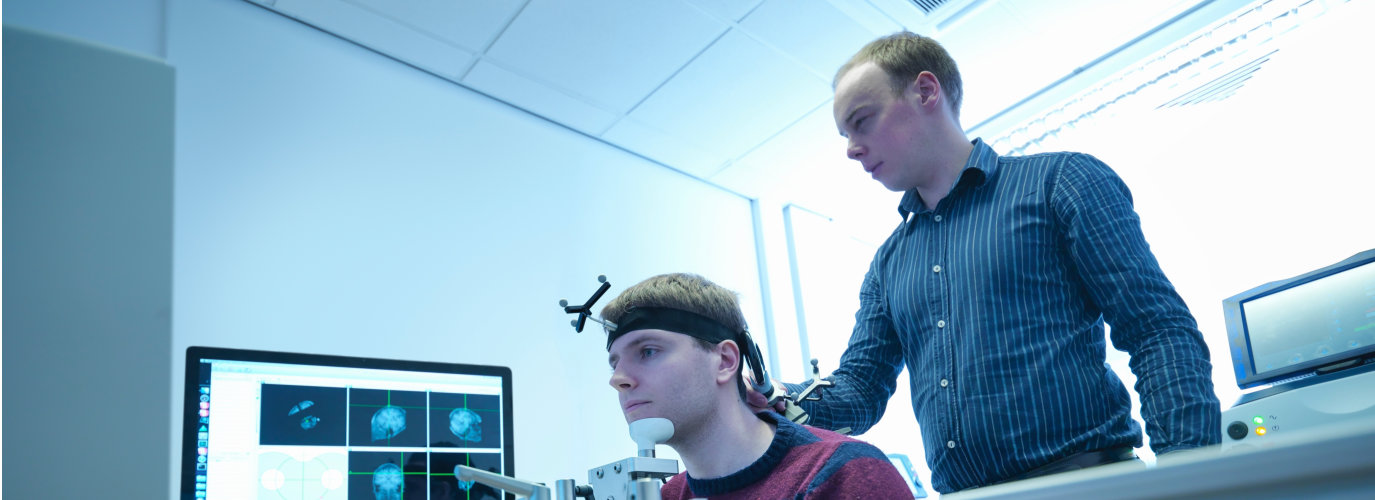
[1223,249,1375,389]
[180,346,514,500]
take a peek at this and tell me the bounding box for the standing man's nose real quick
[847,139,864,160]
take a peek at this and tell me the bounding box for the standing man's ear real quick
[908,71,942,108]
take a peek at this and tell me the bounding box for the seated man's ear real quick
[714,340,742,385]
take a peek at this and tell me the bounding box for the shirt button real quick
[940,378,949,387]
[934,215,943,222]
[947,440,956,449]
[937,320,946,328]
[932,265,942,273]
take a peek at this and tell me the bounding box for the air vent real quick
[1158,49,1276,109]
[910,0,954,15]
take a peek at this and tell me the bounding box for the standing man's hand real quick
[743,373,788,413]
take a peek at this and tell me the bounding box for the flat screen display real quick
[1223,249,1375,388]
[1242,260,1375,371]
[180,346,513,500]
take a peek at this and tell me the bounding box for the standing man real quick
[757,32,1221,493]
[603,273,914,499]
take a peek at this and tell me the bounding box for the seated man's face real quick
[608,329,720,426]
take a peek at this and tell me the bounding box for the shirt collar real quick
[897,138,998,218]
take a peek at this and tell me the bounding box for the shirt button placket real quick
[930,210,955,458]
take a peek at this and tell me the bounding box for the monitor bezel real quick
[1223,249,1375,389]
[179,345,515,500]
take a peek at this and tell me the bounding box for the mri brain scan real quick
[452,465,476,492]
[448,408,483,442]
[371,405,407,442]
[288,400,314,416]
[372,462,403,500]
[287,400,321,431]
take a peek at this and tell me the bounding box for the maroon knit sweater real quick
[659,412,914,499]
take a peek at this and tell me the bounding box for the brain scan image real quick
[288,400,315,416]
[287,400,322,431]
[448,408,483,442]
[451,465,477,492]
[371,462,403,500]
[371,405,407,442]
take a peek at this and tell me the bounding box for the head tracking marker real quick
[559,275,616,333]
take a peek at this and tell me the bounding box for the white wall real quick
[165,0,764,497]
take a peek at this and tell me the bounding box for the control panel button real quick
[1227,421,1249,440]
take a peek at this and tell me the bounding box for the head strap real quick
[605,306,739,351]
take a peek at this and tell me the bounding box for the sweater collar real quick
[684,412,815,496]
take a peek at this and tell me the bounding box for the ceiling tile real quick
[623,29,832,166]
[740,0,883,79]
[1001,0,1198,71]
[600,116,731,178]
[683,0,766,22]
[822,0,906,35]
[462,60,621,135]
[272,0,476,79]
[483,0,728,112]
[711,103,902,242]
[710,105,839,198]
[930,3,1040,128]
[863,0,939,30]
[940,0,1201,132]
[256,0,1218,236]
[346,0,525,53]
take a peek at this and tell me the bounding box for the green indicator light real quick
[1253,416,1264,425]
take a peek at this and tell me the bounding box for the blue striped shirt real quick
[789,139,1220,493]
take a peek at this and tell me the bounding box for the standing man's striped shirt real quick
[789,139,1221,493]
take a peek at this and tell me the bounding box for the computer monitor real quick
[180,346,514,500]
[1223,248,1375,389]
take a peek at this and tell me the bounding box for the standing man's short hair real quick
[600,273,750,399]
[835,31,965,119]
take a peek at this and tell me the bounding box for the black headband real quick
[605,306,741,351]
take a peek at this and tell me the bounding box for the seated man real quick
[602,273,913,499]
